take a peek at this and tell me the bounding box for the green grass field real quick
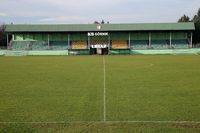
[0,55,200,132]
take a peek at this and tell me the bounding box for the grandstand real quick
[4,23,195,55]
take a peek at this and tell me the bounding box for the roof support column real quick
[149,32,151,49]
[190,32,193,48]
[48,34,50,50]
[12,34,14,41]
[7,34,9,50]
[108,33,110,54]
[12,34,14,49]
[68,33,70,49]
[88,35,90,50]
[128,32,131,49]
[169,32,172,49]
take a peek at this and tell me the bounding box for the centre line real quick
[103,56,106,121]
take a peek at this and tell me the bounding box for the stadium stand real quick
[4,23,195,55]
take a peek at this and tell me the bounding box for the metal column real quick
[108,33,110,54]
[6,34,9,49]
[68,33,70,49]
[170,32,172,48]
[149,32,151,49]
[190,32,193,48]
[128,32,131,49]
[48,34,50,49]
[88,35,90,50]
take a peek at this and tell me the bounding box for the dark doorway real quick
[90,47,108,55]
[102,48,108,55]
[90,48,97,55]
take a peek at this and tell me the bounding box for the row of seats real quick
[31,41,48,50]
[11,41,29,50]
[10,39,189,50]
[111,40,128,49]
[130,40,148,49]
[171,40,189,49]
[11,41,69,50]
[151,40,169,49]
[71,41,87,49]
[11,41,49,50]
[130,40,189,49]
[50,41,68,50]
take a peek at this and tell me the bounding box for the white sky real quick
[0,0,200,24]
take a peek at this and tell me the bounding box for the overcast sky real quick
[0,0,200,24]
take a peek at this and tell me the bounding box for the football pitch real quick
[0,55,200,132]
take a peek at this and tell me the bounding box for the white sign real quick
[91,45,107,48]
[88,32,108,37]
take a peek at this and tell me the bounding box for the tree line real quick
[178,8,200,45]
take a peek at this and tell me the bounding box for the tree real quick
[178,8,200,45]
[193,9,200,23]
[93,21,100,24]
[0,23,7,48]
[93,20,109,24]
[192,8,200,45]
[101,19,105,24]
[178,14,190,22]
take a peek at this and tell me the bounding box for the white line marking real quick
[103,56,106,121]
[1,121,200,124]
[104,120,200,124]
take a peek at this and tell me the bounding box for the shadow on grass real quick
[0,123,200,133]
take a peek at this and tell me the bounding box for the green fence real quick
[28,50,68,55]
[1,50,68,56]
[68,49,90,55]
[109,49,130,55]
[131,49,200,55]
[0,50,6,56]
[1,49,200,56]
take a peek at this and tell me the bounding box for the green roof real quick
[5,23,195,32]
